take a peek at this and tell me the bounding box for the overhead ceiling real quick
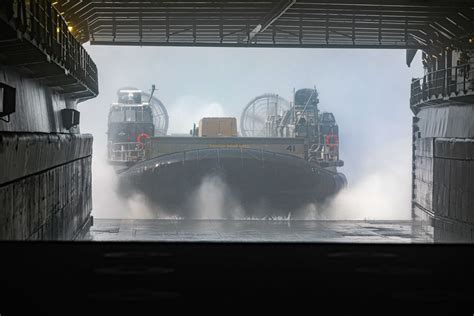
[55,0,474,52]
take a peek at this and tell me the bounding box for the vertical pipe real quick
[463,64,466,91]
[446,49,452,94]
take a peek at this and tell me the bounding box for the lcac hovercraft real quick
[117,87,346,218]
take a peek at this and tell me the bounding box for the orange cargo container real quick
[198,117,238,137]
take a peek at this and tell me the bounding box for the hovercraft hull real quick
[119,148,346,218]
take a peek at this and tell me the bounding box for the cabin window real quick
[132,93,142,104]
[109,110,124,122]
[125,110,136,122]
[136,109,153,122]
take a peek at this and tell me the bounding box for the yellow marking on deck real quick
[207,144,250,148]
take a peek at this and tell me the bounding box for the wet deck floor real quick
[91,219,433,243]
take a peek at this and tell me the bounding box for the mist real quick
[79,45,423,220]
[168,96,225,134]
[304,137,412,220]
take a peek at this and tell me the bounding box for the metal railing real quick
[109,142,145,162]
[308,143,339,163]
[410,64,473,107]
[1,0,98,97]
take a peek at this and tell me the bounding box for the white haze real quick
[91,157,155,219]
[189,175,244,219]
[80,45,423,220]
[167,96,225,134]
[304,137,412,220]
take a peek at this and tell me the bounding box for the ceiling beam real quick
[246,0,296,43]
[53,0,473,51]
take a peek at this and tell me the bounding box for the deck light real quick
[0,83,16,123]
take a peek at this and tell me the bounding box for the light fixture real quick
[61,109,80,129]
[0,83,16,123]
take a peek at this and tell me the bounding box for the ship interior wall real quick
[412,49,474,241]
[0,66,93,240]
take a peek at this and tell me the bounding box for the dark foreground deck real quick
[1,220,474,315]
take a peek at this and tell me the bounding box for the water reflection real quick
[90,219,435,243]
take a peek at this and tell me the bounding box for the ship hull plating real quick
[119,148,346,218]
[412,101,474,241]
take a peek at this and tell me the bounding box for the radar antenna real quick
[141,84,169,136]
[240,93,290,137]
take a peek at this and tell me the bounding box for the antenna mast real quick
[148,84,156,103]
